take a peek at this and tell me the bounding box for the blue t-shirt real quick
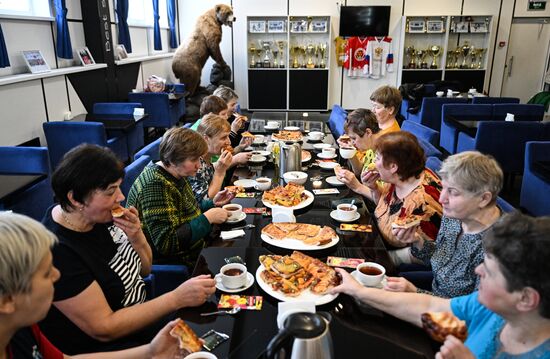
[451,292,550,359]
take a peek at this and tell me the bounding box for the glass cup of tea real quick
[223,203,243,221]
[218,263,248,289]
[336,203,357,221]
[355,262,385,287]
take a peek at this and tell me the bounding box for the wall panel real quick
[404,0,461,15]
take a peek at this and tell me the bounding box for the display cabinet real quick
[247,15,331,110]
[398,15,494,92]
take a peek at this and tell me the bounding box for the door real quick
[501,19,550,103]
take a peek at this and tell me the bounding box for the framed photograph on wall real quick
[267,20,285,33]
[311,20,328,33]
[115,44,128,60]
[470,21,488,33]
[455,21,469,33]
[77,47,95,66]
[426,20,444,33]
[290,20,308,33]
[408,20,425,33]
[249,20,266,33]
[21,50,50,73]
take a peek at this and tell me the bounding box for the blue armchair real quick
[407,97,468,132]
[43,122,128,171]
[471,96,520,105]
[0,147,54,220]
[492,104,545,122]
[93,102,145,156]
[401,120,440,146]
[426,156,442,173]
[121,155,150,205]
[456,121,543,175]
[134,137,161,162]
[520,141,550,216]
[328,104,347,138]
[149,264,190,297]
[128,92,185,130]
[440,104,493,154]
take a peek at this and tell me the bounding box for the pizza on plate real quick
[262,223,336,246]
[421,312,468,343]
[272,130,303,142]
[169,320,203,353]
[262,183,309,207]
[301,150,311,162]
[225,185,244,195]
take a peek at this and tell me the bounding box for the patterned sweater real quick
[126,162,214,266]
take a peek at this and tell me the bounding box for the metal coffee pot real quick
[266,312,333,359]
[278,141,302,180]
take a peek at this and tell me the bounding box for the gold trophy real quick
[290,46,300,68]
[405,46,416,69]
[428,45,441,69]
[307,16,313,32]
[318,43,327,68]
[273,48,279,67]
[300,45,307,67]
[446,50,454,69]
[417,49,428,69]
[453,47,462,69]
[306,44,315,68]
[460,42,471,69]
[469,46,477,69]
[277,40,285,68]
[260,40,273,68]
[477,48,486,69]
[249,43,257,68]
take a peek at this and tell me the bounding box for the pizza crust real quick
[421,312,468,343]
[169,320,202,353]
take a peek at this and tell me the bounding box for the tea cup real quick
[217,263,248,289]
[355,262,386,287]
[254,177,272,191]
[222,203,243,221]
[266,121,279,129]
[336,203,357,221]
[436,91,444,97]
[339,147,357,159]
[322,147,336,157]
[308,131,324,141]
[253,134,265,144]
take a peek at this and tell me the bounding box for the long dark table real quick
[71,113,148,132]
[176,132,437,358]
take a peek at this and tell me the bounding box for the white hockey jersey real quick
[365,37,394,79]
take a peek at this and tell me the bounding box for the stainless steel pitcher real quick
[278,141,302,180]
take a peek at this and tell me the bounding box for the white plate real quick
[351,271,387,289]
[261,231,339,251]
[330,210,360,223]
[249,155,267,163]
[284,126,300,131]
[313,143,332,150]
[265,125,279,130]
[252,150,271,156]
[317,153,337,159]
[215,272,255,293]
[262,190,314,210]
[318,161,339,170]
[256,265,339,306]
[226,212,246,223]
[234,179,256,188]
[325,176,345,187]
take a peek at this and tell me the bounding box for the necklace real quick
[60,209,87,232]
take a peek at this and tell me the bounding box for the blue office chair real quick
[401,120,440,146]
[418,138,443,159]
[471,96,520,105]
[120,155,151,205]
[0,147,54,221]
[149,264,190,297]
[440,104,493,154]
[456,121,543,175]
[492,104,545,122]
[93,102,145,156]
[134,137,161,162]
[426,156,442,173]
[43,122,128,170]
[128,92,185,130]
[520,141,550,216]
[328,104,347,138]
[408,97,468,132]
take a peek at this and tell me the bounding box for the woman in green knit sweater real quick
[127,128,234,266]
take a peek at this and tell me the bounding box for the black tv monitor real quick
[339,6,391,37]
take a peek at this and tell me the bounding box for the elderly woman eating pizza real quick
[387,151,504,298]
[127,127,234,266]
[39,144,215,354]
[337,131,443,265]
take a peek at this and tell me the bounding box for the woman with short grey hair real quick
[387,151,505,298]
[213,85,247,147]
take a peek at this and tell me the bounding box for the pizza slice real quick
[421,312,468,343]
[169,320,203,353]
[222,145,234,154]
[111,205,125,218]
[391,214,423,229]
[365,162,377,173]
[295,224,321,237]
[242,131,255,138]
[225,185,244,195]
[339,224,373,232]
[262,223,289,240]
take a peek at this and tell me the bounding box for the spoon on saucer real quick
[200,307,242,316]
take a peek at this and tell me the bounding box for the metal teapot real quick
[266,312,333,359]
[278,141,302,180]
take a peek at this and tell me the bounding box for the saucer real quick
[234,179,256,188]
[226,212,246,223]
[351,271,387,289]
[330,210,360,223]
[317,153,337,159]
[326,176,345,187]
[215,272,255,293]
[264,126,279,131]
[284,126,300,131]
[313,143,332,150]
[252,150,271,156]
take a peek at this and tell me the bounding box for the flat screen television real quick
[339,6,391,37]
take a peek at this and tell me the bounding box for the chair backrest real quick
[121,155,151,203]
[328,104,347,138]
[419,97,468,131]
[401,120,440,146]
[442,103,494,121]
[417,138,442,159]
[43,122,108,170]
[475,121,543,173]
[93,102,142,115]
[0,147,50,174]
[134,137,161,162]
[128,92,173,128]
[471,97,520,105]
[425,156,443,173]
[496,196,515,213]
[492,104,545,122]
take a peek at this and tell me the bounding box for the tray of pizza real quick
[255,252,340,306]
[262,183,314,210]
[261,223,339,250]
[272,130,303,142]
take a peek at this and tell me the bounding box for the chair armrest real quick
[456,132,476,153]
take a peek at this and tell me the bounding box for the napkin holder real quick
[272,207,296,223]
